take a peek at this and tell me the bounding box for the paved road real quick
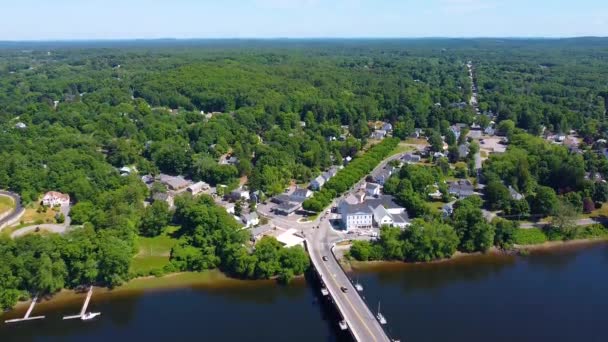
[11,204,72,238]
[0,191,24,232]
[308,216,389,342]
[263,152,402,342]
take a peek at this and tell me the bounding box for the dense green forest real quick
[1,39,608,310]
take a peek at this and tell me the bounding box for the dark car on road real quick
[340,286,348,293]
[322,256,328,261]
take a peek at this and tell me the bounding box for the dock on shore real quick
[4,296,45,323]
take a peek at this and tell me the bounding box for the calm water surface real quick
[2,242,607,342]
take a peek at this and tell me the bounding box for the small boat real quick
[376,302,387,325]
[339,320,348,330]
[81,312,101,321]
[354,277,363,292]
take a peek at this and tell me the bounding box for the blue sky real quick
[1,0,607,40]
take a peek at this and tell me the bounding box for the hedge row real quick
[303,138,400,212]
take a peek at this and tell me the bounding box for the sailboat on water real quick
[376,301,387,325]
[354,276,363,292]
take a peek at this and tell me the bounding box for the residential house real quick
[411,128,424,139]
[382,123,393,132]
[291,188,313,202]
[371,129,387,140]
[508,186,524,201]
[152,192,174,208]
[242,212,259,228]
[119,166,136,176]
[230,187,250,201]
[310,175,326,190]
[365,183,382,197]
[448,180,475,198]
[141,174,155,185]
[373,166,395,185]
[401,153,421,164]
[220,155,239,166]
[344,156,353,165]
[250,224,275,242]
[275,202,300,216]
[339,195,409,230]
[484,126,496,136]
[450,124,465,140]
[159,174,190,191]
[442,202,455,218]
[458,144,470,159]
[42,191,70,207]
[187,181,209,196]
[323,166,342,181]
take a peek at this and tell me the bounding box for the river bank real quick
[341,236,608,271]
[5,237,607,318]
[4,270,287,317]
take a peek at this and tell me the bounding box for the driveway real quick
[0,191,25,232]
[11,204,73,238]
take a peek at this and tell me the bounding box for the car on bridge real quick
[322,256,328,261]
[340,286,348,293]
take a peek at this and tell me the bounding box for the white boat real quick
[376,302,387,325]
[354,277,363,292]
[81,312,101,321]
[339,320,348,330]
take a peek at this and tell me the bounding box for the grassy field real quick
[132,226,179,275]
[390,141,415,155]
[584,203,608,218]
[20,203,58,225]
[514,228,548,245]
[0,195,15,216]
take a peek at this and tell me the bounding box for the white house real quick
[372,205,393,226]
[291,188,313,201]
[187,181,210,196]
[242,212,259,228]
[341,203,374,230]
[310,175,326,190]
[365,183,381,197]
[42,191,70,207]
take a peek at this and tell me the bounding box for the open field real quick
[0,195,15,216]
[132,226,179,274]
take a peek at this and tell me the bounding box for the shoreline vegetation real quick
[4,236,606,317]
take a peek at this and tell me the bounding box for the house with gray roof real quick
[339,195,409,230]
[275,202,301,216]
[402,153,421,164]
[508,186,524,201]
[310,175,326,190]
[365,183,381,197]
[448,180,475,198]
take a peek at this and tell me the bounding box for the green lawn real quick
[514,228,548,245]
[132,226,179,275]
[390,142,414,156]
[0,195,15,215]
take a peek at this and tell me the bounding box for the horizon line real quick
[0,36,607,43]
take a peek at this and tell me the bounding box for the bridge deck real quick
[307,239,391,342]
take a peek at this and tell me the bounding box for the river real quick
[2,242,607,342]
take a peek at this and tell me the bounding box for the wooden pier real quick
[4,296,45,323]
[63,287,101,320]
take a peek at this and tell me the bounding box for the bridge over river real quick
[306,221,392,342]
